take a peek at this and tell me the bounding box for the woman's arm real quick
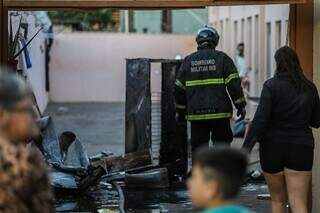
[242,83,273,152]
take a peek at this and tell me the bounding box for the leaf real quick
[14,27,43,59]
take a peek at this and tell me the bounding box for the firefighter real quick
[175,26,246,155]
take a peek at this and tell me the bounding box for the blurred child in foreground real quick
[0,71,53,213]
[188,147,253,213]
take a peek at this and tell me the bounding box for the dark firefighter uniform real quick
[175,26,246,153]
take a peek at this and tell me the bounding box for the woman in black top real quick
[243,46,320,213]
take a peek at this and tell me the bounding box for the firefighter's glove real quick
[237,107,246,120]
[176,111,186,123]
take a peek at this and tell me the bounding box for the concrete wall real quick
[49,33,196,102]
[209,5,289,95]
[208,5,289,118]
[27,24,49,113]
[11,12,49,113]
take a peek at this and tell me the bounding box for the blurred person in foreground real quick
[0,71,54,213]
[188,147,253,213]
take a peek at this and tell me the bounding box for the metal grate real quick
[151,92,161,162]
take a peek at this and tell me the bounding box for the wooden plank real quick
[0,1,7,68]
[289,4,296,48]
[2,7,7,70]
[5,0,207,8]
[4,0,306,9]
[290,1,313,80]
[313,3,320,213]
[0,0,3,66]
[213,0,305,5]
[0,0,4,66]
[290,1,314,212]
[91,150,153,173]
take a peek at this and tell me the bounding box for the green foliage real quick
[48,9,116,31]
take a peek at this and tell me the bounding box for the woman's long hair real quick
[274,46,312,89]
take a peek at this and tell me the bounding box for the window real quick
[254,15,260,93]
[219,20,224,50]
[241,18,245,43]
[225,18,230,53]
[247,17,252,68]
[266,22,272,78]
[234,20,238,58]
[275,21,282,50]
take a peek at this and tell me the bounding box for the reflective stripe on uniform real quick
[176,104,186,109]
[234,96,246,104]
[175,80,186,89]
[185,78,225,87]
[225,73,240,84]
[187,113,232,121]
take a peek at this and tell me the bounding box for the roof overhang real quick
[4,0,306,9]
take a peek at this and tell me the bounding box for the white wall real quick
[11,12,49,113]
[49,33,196,102]
[27,20,49,113]
[208,5,289,118]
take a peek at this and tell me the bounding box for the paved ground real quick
[45,102,270,213]
[45,102,125,156]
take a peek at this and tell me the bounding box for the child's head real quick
[187,147,247,209]
[0,72,38,144]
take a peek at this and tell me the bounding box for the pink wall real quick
[49,33,196,102]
